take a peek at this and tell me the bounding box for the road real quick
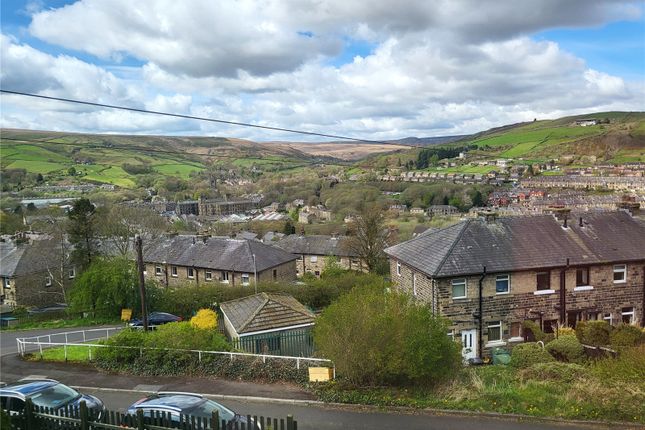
[0,326,634,430]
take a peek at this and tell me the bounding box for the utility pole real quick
[253,254,258,294]
[135,235,148,331]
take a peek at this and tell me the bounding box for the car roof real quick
[135,394,204,412]
[0,380,59,397]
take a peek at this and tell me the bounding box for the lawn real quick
[31,344,98,362]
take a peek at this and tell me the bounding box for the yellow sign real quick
[121,309,133,321]
[308,367,334,382]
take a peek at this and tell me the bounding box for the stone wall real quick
[2,269,69,308]
[295,254,366,277]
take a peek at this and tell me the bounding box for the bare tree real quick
[35,215,72,304]
[101,205,168,256]
[347,204,389,274]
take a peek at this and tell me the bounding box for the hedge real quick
[510,342,554,368]
[546,335,584,363]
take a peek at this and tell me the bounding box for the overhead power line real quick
[0,89,421,148]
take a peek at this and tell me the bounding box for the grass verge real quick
[1,317,121,331]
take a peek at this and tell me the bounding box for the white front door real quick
[461,329,477,360]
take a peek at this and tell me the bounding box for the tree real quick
[36,173,44,183]
[68,198,100,269]
[26,203,37,212]
[283,218,296,235]
[68,257,138,316]
[471,190,484,207]
[314,284,460,386]
[68,167,77,176]
[100,205,167,256]
[347,205,388,274]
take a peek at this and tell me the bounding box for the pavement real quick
[1,326,639,430]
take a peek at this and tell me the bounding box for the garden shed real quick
[220,292,315,357]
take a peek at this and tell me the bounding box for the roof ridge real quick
[238,292,269,333]
[432,220,471,277]
[268,293,314,317]
[387,219,467,250]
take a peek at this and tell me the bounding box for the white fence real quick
[16,327,334,371]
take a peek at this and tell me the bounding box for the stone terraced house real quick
[385,211,645,359]
[275,235,365,277]
[143,235,297,287]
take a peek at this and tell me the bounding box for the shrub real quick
[314,284,460,386]
[518,362,585,383]
[546,335,584,363]
[555,326,575,337]
[190,309,217,330]
[510,342,554,368]
[522,320,548,342]
[578,320,611,346]
[610,324,644,350]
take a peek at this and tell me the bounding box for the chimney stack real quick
[579,217,583,227]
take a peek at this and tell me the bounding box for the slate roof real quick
[220,292,315,335]
[0,239,63,277]
[143,235,297,273]
[275,235,358,257]
[385,211,645,278]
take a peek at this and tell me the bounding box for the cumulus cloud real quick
[0,0,643,139]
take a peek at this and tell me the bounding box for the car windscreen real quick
[185,399,236,422]
[29,384,80,408]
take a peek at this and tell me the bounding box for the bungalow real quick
[275,235,365,277]
[385,211,645,360]
[143,235,297,287]
[220,292,315,356]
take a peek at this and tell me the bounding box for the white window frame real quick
[603,312,613,325]
[310,256,318,263]
[495,274,510,295]
[412,273,417,296]
[487,320,503,344]
[187,267,194,279]
[155,265,162,276]
[396,261,401,276]
[68,267,76,279]
[242,273,250,286]
[45,276,52,287]
[205,271,213,281]
[221,271,229,283]
[621,307,635,325]
[3,278,10,289]
[613,264,627,284]
[171,266,178,277]
[451,278,467,299]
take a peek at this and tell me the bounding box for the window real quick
[576,268,589,286]
[221,271,229,283]
[451,279,466,299]
[68,267,76,279]
[242,273,250,285]
[487,321,502,343]
[536,271,551,290]
[273,269,277,281]
[3,278,10,289]
[510,322,522,339]
[613,264,626,283]
[396,261,401,276]
[412,274,417,296]
[447,329,456,341]
[205,271,213,281]
[495,274,510,294]
[603,312,613,325]
[622,307,635,324]
[155,265,162,276]
[45,276,52,287]
[171,266,178,277]
[314,271,320,277]
[187,268,194,279]
[310,256,318,263]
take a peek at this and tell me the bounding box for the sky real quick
[1,0,644,141]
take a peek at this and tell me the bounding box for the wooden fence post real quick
[79,400,89,430]
[24,399,36,429]
[211,410,219,430]
[136,408,145,430]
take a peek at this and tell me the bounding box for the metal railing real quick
[16,326,123,357]
[16,327,334,371]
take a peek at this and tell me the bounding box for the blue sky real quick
[1,1,643,139]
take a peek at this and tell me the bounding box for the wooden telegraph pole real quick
[135,235,148,331]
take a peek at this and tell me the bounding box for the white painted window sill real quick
[495,291,510,295]
[534,289,555,295]
[485,341,506,347]
[573,285,594,292]
[508,337,524,343]
[452,296,467,300]
[613,280,626,284]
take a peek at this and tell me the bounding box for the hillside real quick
[453,111,645,164]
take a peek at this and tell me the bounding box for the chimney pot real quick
[579,217,583,227]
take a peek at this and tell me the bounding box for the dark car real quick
[125,392,260,429]
[129,312,182,328]
[0,379,105,419]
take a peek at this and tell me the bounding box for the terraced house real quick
[143,235,297,287]
[275,235,365,277]
[385,211,645,359]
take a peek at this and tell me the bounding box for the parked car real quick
[125,392,260,429]
[129,312,182,328]
[0,379,105,419]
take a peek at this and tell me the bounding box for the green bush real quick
[521,320,549,342]
[546,335,585,363]
[518,361,585,383]
[610,324,644,350]
[578,320,611,346]
[314,284,461,386]
[510,342,554,368]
